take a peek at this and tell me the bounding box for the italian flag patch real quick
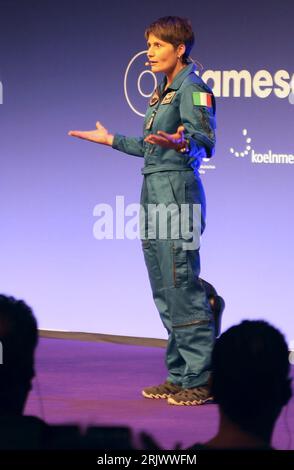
[192,91,212,107]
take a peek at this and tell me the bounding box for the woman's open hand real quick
[144,125,185,150]
[68,121,114,146]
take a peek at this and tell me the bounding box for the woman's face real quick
[147,33,180,74]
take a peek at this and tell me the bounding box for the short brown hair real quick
[145,16,195,64]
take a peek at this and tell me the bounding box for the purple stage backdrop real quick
[0,0,293,343]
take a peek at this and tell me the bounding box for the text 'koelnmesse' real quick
[251,150,294,164]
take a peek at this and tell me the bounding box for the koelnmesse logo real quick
[230,129,294,165]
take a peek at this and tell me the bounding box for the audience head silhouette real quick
[211,320,292,445]
[0,295,38,415]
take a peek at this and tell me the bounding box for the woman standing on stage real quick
[69,16,216,406]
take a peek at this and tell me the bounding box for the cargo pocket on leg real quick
[172,240,188,287]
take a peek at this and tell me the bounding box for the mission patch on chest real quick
[161,91,176,105]
[149,91,160,106]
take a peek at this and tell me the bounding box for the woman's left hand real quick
[144,125,185,150]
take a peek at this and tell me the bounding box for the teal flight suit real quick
[112,63,216,388]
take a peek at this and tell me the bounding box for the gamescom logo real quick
[124,51,294,116]
[124,53,293,171]
[230,129,294,165]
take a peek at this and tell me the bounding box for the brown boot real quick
[167,385,213,406]
[142,381,182,399]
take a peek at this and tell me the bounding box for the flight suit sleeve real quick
[112,133,145,158]
[179,84,216,158]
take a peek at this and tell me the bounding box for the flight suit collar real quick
[160,63,196,93]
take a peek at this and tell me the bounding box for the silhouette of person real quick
[0,295,134,452]
[0,294,38,416]
[188,320,292,449]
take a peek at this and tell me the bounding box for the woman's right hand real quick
[68,121,114,146]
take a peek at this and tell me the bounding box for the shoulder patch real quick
[192,91,212,107]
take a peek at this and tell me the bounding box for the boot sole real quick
[142,391,174,399]
[167,396,214,406]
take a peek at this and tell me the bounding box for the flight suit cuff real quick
[112,133,124,152]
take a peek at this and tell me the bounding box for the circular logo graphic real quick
[124,51,158,117]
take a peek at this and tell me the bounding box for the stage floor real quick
[25,337,294,450]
